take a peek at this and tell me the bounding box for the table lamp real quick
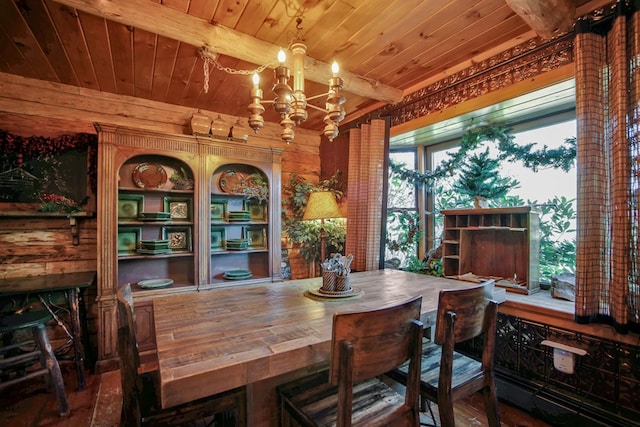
[302,191,342,263]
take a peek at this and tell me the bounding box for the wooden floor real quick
[0,361,552,427]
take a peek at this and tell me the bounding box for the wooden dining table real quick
[152,269,481,424]
[0,271,96,390]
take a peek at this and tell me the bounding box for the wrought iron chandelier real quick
[248,18,346,144]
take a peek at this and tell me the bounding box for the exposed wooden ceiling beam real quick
[505,0,576,39]
[51,0,403,103]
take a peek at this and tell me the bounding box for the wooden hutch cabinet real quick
[441,207,540,295]
[95,124,282,371]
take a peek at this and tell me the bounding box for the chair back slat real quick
[434,280,495,345]
[116,283,143,427]
[329,295,422,385]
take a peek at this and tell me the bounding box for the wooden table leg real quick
[65,288,86,390]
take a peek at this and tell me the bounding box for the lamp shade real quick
[303,192,342,220]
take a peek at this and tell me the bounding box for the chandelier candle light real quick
[248,34,346,144]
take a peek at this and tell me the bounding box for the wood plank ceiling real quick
[0,0,609,137]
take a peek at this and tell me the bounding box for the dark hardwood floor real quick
[0,360,551,427]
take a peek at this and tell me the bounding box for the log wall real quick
[0,72,323,363]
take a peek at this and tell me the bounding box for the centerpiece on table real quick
[320,253,354,293]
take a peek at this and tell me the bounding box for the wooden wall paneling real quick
[0,1,59,81]
[0,217,97,272]
[186,0,217,20]
[106,20,135,96]
[390,17,531,89]
[320,133,349,182]
[77,11,118,94]
[341,0,452,70]
[164,42,198,106]
[0,113,94,138]
[369,4,527,82]
[181,55,207,108]
[0,25,39,79]
[162,0,190,13]
[234,1,271,36]
[197,57,249,117]
[132,28,157,100]
[150,35,180,102]
[210,0,246,28]
[19,0,78,86]
[253,0,289,43]
[306,4,355,54]
[46,0,100,91]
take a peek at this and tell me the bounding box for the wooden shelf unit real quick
[95,124,282,372]
[441,207,540,295]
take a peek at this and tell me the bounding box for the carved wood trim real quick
[381,35,575,129]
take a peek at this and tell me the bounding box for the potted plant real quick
[282,171,346,278]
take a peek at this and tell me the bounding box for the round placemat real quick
[307,286,363,299]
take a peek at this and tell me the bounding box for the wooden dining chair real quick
[278,295,424,427]
[116,283,246,427]
[386,280,500,427]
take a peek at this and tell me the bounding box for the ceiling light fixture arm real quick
[246,19,346,144]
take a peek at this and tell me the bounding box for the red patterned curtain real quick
[574,1,640,333]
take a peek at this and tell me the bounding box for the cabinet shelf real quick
[96,124,282,371]
[118,220,194,226]
[118,252,193,260]
[211,249,269,255]
[441,207,539,295]
[119,187,194,195]
[211,221,267,225]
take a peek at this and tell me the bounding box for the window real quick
[385,151,419,268]
[429,120,577,283]
[386,80,577,284]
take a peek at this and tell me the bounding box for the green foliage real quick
[536,196,576,280]
[282,171,344,220]
[241,172,269,203]
[387,121,577,279]
[404,256,426,273]
[451,148,520,200]
[388,122,576,189]
[385,209,422,253]
[282,171,346,265]
[284,218,346,265]
[403,255,444,277]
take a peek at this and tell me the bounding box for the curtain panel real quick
[575,0,640,333]
[345,119,387,272]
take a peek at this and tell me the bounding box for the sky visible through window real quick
[432,120,577,207]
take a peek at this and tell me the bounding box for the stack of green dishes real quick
[138,212,171,221]
[137,239,171,255]
[226,238,249,250]
[223,269,252,280]
[228,210,251,222]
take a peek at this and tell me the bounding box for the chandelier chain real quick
[207,55,275,76]
[201,51,276,94]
